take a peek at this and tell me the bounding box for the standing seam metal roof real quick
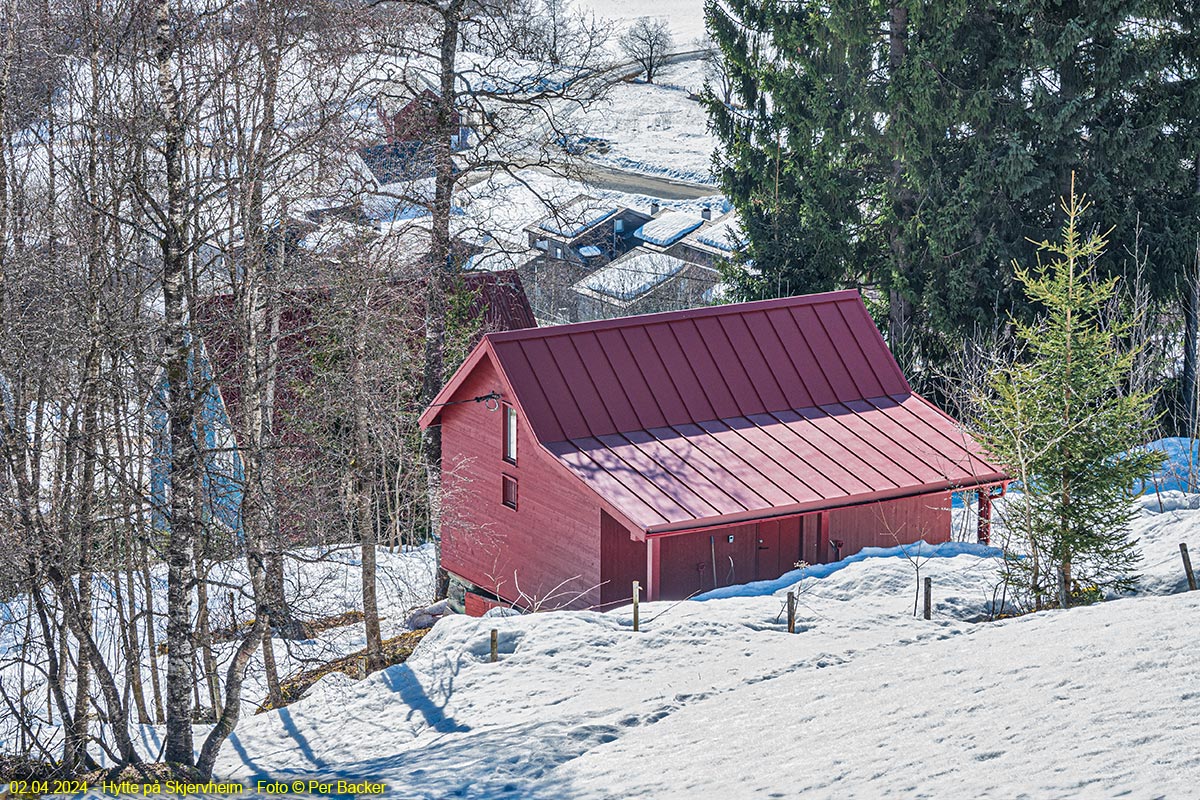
[422,290,1005,533]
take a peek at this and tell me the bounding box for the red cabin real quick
[420,290,1006,613]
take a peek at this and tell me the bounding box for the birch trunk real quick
[156,0,198,766]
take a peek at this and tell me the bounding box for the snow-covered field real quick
[207,495,1200,798]
[576,62,718,184]
[579,0,707,44]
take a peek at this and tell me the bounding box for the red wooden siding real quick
[657,523,757,599]
[599,511,646,607]
[465,591,508,617]
[825,493,953,558]
[438,355,603,610]
[648,494,949,601]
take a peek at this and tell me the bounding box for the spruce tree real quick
[703,0,1200,391]
[978,181,1163,609]
[702,0,881,298]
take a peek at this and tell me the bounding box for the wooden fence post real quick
[1181,543,1197,591]
[632,580,640,632]
[490,629,498,663]
[787,591,796,633]
[923,577,932,620]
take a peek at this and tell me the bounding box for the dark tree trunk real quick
[886,3,914,356]
[351,297,384,671]
[421,0,464,600]
[1184,156,1200,438]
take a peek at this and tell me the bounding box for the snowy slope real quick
[212,499,1200,798]
[550,590,1200,799]
[0,545,437,757]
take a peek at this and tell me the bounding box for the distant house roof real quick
[531,196,621,239]
[685,212,747,254]
[635,211,704,247]
[573,251,687,302]
[200,270,534,434]
[422,290,1005,534]
[459,270,538,332]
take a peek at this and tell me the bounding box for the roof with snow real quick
[533,197,621,239]
[422,291,1006,534]
[635,211,704,247]
[357,143,439,186]
[574,251,687,301]
[686,212,747,254]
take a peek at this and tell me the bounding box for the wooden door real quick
[755,520,781,580]
[778,516,802,572]
[756,517,804,581]
[799,512,829,565]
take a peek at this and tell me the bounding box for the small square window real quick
[503,404,517,463]
[502,474,518,509]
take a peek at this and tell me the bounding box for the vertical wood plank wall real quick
[439,354,603,610]
[825,493,953,557]
[600,510,646,607]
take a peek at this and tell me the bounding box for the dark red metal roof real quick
[459,270,537,333]
[423,290,1005,533]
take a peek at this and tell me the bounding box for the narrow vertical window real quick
[503,404,517,463]
[502,474,518,509]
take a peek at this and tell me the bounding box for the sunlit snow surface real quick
[6,442,1200,797]
[210,494,1200,798]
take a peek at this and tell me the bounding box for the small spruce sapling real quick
[977,179,1164,609]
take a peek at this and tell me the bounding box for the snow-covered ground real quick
[7,446,1200,797]
[575,61,717,184]
[207,493,1200,798]
[0,545,437,757]
[579,0,707,45]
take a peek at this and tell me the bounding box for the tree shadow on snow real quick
[379,663,471,734]
[302,718,602,800]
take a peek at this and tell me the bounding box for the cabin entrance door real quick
[754,517,803,582]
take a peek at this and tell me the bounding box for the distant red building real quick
[197,270,535,543]
[378,90,467,149]
[420,290,1007,613]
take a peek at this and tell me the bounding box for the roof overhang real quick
[643,477,1008,537]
